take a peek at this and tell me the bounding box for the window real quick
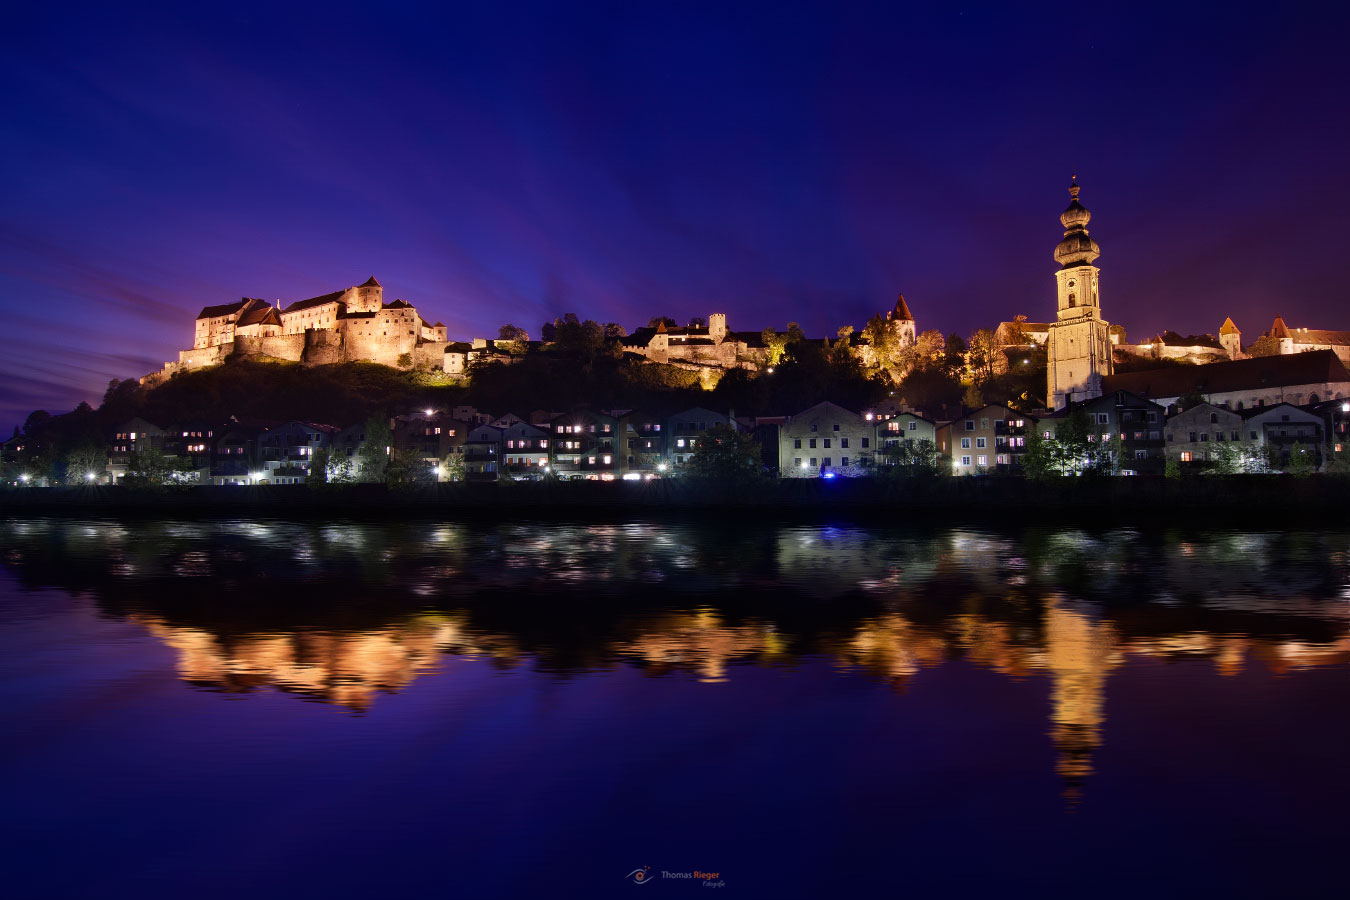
[960,455,972,466]
[977,455,988,466]
[841,438,849,448]
[823,439,831,448]
[960,437,971,449]
[1180,451,1192,462]
[841,457,849,466]
[997,454,1009,465]
[832,424,840,432]
[1231,431,1239,441]
[908,421,917,431]
[676,439,686,448]
[1167,433,1175,442]
[602,455,612,465]
[794,457,803,468]
[794,438,801,449]
[1147,412,1158,423]
[861,437,869,448]
[1210,413,1219,424]
[965,421,975,431]
[976,437,986,449]
[1097,413,1110,425]
[810,424,818,432]
[823,457,832,467]
[1250,431,1258,440]
[809,438,817,448]
[810,457,817,466]
[1135,450,1146,460]
[980,419,989,429]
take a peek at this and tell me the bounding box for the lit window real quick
[1180,451,1192,462]
[977,455,987,466]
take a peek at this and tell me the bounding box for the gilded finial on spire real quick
[1069,174,1080,198]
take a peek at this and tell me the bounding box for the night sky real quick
[3,2,1348,433]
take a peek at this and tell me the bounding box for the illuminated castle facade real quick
[171,277,449,374]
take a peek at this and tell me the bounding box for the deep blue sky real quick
[3,2,1348,432]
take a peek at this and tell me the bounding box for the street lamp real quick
[85,472,96,482]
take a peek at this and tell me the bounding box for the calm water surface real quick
[2,518,1348,897]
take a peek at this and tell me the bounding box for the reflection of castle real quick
[139,615,492,711]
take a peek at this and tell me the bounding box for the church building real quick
[1046,177,1114,410]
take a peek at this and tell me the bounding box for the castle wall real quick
[412,344,445,371]
[234,334,306,362]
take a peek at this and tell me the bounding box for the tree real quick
[761,328,788,367]
[552,313,606,360]
[1287,441,1316,477]
[440,451,466,483]
[603,322,628,339]
[648,316,677,329]
[683,424,762,481]
[879,438,943,477]
[498,324,530,342]
[1246,334,1280,357]
[688,316,706,328]
[962,384,985,410]
[1023,409,1116,478]
[541,321,557,342]
[65,442,107,483]
[306,447,330,485]
[967,329,1000,384]
[944,333,968,379]
[357,416,392,483]
[1176,390,1207,411]
[123,446,190,488]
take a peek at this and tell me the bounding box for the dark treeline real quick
[6,318,1050,483]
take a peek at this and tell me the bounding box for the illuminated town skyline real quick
[3,4,1348,434]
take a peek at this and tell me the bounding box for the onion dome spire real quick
[1054,175,1101,268]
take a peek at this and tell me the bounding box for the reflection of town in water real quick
[3,519,1348,799]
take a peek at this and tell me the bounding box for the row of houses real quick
[79,389,1350,486]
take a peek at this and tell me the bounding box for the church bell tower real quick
[1046,177,1113,409]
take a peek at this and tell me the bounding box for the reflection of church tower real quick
[1043,598,1118,806]
[1046,177,1114,409]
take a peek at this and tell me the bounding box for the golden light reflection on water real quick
[3,518,1348,801]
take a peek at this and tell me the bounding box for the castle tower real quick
[888,293,917,347]
[1269,314,1293,355]
[350,276,383,314]
[708,313,727,343]
[1219,317,1242,359]
[1046,177,1113,409]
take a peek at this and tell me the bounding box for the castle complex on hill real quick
[168,277,449,375]
[154,182,1345,412]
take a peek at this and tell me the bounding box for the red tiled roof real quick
[196,298,251,320]
[282,291,344,314]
